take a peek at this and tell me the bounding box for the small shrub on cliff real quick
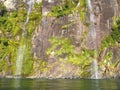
[111,17,120,43]
[99,17,120,77]
[49,0,87,21]
[101,17,120,50]
[47,37,74,57]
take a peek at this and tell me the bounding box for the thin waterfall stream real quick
[15,0,34,76]
[87,0,99,79]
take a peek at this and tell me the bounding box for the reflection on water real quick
[13,79,21,90]
[0,79,120,90]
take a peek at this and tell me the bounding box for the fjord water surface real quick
[0,79,120,90]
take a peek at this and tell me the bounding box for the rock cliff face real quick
[2,0,119,59]
[32,0,120,59]
[32,0,62,60]
[31,0,120,78]
[86,0,119,49]
[1,0,120,78]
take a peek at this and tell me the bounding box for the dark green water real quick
[0,79,120,90]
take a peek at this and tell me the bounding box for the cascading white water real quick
[15,45,26,76]
[15,0,34,76]
[25,0,34,25]
[87,0,99,79]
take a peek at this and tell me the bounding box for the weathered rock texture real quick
[31,0,120,78]
[32,0,86,60]
[32,0,120,59]
[86,0,119,49]
[32,0,63,60]
[30,60,80,79]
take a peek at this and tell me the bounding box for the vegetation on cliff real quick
[0,0,120,78]
[0,2,42,76]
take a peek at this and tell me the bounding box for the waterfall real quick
[15,0,34,76]
[25,0,34,25]
[87,0,99,79]
[15,45,26,76]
